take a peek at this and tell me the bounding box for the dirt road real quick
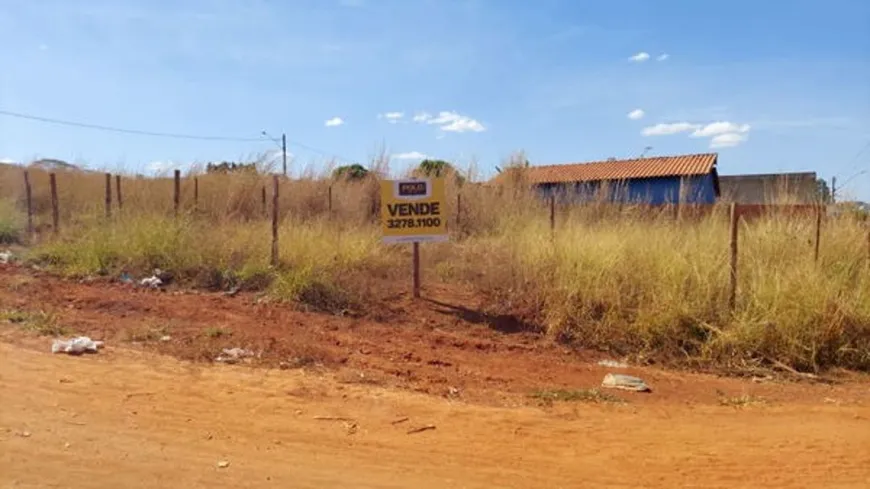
[2,266,870,487]
[2,339,869,489]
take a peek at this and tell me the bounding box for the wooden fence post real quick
[115,174,123,210]
[412,242,421,298]
[456,193,462,229]
[23,171,33,236]
[261,186,267,217]
[271,175,279,266]
[729,203,739,310]
[104,173,112,219]
[193,177,199,212]
[814,205,823,263]
[549,195,556,234]
[49,173,59,235]
[328,185,333,216]
[173,170,181,217]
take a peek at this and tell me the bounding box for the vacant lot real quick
[2,265,870,488]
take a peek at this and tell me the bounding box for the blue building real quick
[500,153,720,205]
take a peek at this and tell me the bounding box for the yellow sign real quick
[380,178,448,243]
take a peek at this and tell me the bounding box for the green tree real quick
[816,178,831,203]
[332,163,370,180]
[417,159,466,185]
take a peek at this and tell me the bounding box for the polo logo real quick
[398,182,427,197]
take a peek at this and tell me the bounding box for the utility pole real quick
[282,133,287,177]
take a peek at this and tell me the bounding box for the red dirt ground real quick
[2,264,870,488]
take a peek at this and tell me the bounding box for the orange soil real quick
[1,265,869,488]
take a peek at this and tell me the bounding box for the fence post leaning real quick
[104,173,112,219]
[729,203,739,310]
[271,175,279,267]
[115,174,123,210]
[173,170,181,218]
[23,170,33,236]
[49,173,59,235]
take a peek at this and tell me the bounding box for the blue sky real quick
[1,0,869,199]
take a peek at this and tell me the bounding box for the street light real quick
[261,130,287,176]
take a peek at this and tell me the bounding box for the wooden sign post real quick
[380,178,448,298]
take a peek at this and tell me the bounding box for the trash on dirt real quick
[406,424,436,435]
[224,286,240,297]
[215,347,254,364]
[601,373,651,392]
[18,430,32,438]
[51,336,104,355]
[597,359,629,369]
[447,386,460,398]
[0,250,14,264]
[139,275,163,289]
[159,335,172,342]
[119,272,133,284]
[313,416,355,422]
[216,461,230,469]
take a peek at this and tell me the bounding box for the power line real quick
[0,107,355,163]
[0,108,262,142]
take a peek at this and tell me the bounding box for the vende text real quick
[387,202,441,217]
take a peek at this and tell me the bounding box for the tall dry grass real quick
[1,159,868,371]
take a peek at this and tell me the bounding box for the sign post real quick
[380,178,448,298]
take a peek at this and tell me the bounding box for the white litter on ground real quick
[597,359,629,368]
[0,250,14,264]
[51,336,105,355]
[215,347,254,364]
[601,373,651,392]
[139,276,163,288]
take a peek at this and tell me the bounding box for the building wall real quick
[537,174,718,205]
[718,173,818,204]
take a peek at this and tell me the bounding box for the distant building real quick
[493,153,720,205]
[718,172,819,204]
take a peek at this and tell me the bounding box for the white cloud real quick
[412,112,432,123]
[426,111,486,133]
[0,157,16,164]
[392,151,428,160]
[641,122,700,136]
[656,53,669,61]
[642,119,752,148]
[627,109,645,120]
[147,161,175,173]
[691,121,751,138]
[629,51,650,62]
[324,117,345,127]
[378,112,404,123]
[710,133,748,148]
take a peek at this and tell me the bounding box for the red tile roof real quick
[496,153,718,185]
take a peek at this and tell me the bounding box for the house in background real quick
[717,172,819,204]
[495,153,720,205]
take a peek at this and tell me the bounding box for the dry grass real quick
[1,159,869,372]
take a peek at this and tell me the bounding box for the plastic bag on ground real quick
[0,250,13,264]
[140,276,163,288]
[51,336,104,355]
[601,373,651,392]
[215,347,254,364]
